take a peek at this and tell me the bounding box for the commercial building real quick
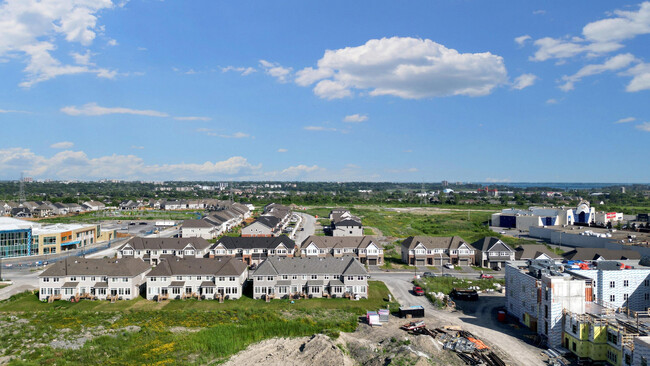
[0,217,110,258]
[145,257,247,300]
[252,256,369,300]
[38,257,151,301]
[491,207,575,231]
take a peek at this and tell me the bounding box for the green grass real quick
[0,281,397,365]
[414,276,505,297]
[363,227,375,235]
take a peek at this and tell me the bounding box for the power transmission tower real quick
[18,172,26,204]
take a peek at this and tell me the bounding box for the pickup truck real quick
[412,286,425,296]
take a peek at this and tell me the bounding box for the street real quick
[293,212,316,245]
[372,272,547,366]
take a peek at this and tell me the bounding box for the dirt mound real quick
[223,334,354,366]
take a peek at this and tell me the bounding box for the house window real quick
[229,277,235,282]
[645,293,649,301]
[219,277,226,282]
[624,294,629,301]
[151,277,157,282]
[311,275,317,280]
[282,275,288,280]
[610,295,616,302]
[610,281,616,288]
[267,276,274,281]
[646,280,650,287]
[177,276,182,281]
[624,280,629,287]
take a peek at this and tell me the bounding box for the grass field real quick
[0,281,397,365]
[414,276,505,307]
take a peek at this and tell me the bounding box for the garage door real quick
[415,259,425,266]
[368,258,377,265]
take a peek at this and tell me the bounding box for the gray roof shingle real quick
[253,256,367,276]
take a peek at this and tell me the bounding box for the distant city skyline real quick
[0,1,648,182]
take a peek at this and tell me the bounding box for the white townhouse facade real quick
[145,257,248,300]
[38,257,150,301]
[252,256,369,300]
[401,236,475,266]
[117,237,211,265]
[181,219,218,240]
[300,236,384,265]
[209,236,298,266]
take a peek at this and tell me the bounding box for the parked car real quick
[492,266,501,271]
[444,263,454,270]
[423,272,437,278]
[451,288,479,301]
[412,286,425,296]
[479,274,494,279]
[442,273,453,277]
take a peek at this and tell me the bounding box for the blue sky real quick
[0,1,648,182]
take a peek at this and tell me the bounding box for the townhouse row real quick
[39,254,368,302]
[117,235,386,267]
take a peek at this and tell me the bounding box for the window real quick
[646,293,650,301]
[267,276,274,281]
[610,295,616,302]
[610,281,616,288]
[151,277,157,282]
[572,324,577,334]
[572,341,576,351]
[624,294,629,301]
[219,277,225,282]
[229,277,235,282]
[282,275,288,280]
[177,276,182,281]
[70,277,76,281]
[624,280,629,287]
[311,275,317,280]
[646,280,650,287]
[197,276,202,281]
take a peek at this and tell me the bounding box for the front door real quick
[111,289,117,296]
[185,287,192,294]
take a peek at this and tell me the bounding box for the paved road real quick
[372,272,546,366]
[293,213,316,245]
[0,268,43,300]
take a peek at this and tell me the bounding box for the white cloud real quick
[636,122,650,132]
[343,114,368,123]
[216,132,250,139]
[615,117,636,123]
[559,53,638,91]
[0,108,27,113]
[50,141,74,149]
[623,62,650,92]
[107,39,118,46]
[296,37,507,99]
[280,164,320,176]
[61,103,169,117]
[71,50,94,66]
[582,2,650,44]
[221,66,256,76]
[515,35,532,46]
[546,98,559,104]
[304,126,337,132]
[0,0,120,87]
[174,116,212,121]
[531,3,650,62]
[386,167,418,173]
[259,60,292,83]
[512,73,538,90]
[277,148,288,153]
[0,147,262,180]
[533,10,546,15]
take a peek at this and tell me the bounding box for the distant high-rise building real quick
[441,180,449,187]
[621,186,626,194]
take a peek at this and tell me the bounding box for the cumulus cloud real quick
[61,103,169,117]
[50,141,74,149]
[515,35,532,46]
[615,117,636,123]
[623,62,650,92]
[512,73,537,90]
[259,60,292,83]
[559,53,638,91]
[296,37,508,100]
[277,148,288,153]
[280,165,321,176]
[0,0,120,87]
[343,114,368,123]
[546,98,559,104]
[221,66,256,76]
[0,147,262,180]
[107,39,118,46]
[636,122,650,132]
[530,2,650,63]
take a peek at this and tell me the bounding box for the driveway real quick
[0,268,43,300]
[373,272,547,366]
[293,213,316,245]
